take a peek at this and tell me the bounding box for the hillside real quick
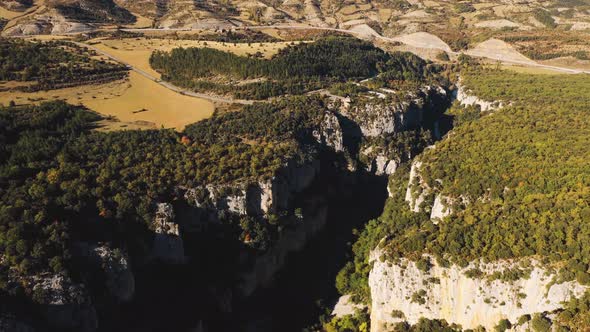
[2,0,589,68]
[333,63,590,331]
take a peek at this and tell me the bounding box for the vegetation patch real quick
[0,39,128,92]
[150,37,445,100]
[499,31,590,60]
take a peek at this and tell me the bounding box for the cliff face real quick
[369,255,587,331]
[149,158,325,292]
[145,86,449,305]
[27,274,97,332]
[343,86,447,138]
[350,86,449,178]
[454,82,503,112]
[4,244,135,332]
[366,81,585,331]
[238,196,329,296]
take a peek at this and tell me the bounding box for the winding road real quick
[74,42,254,105]
[75,25,590,105]
[123,25,590,75]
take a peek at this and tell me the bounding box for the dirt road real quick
[122,25,590,74]
[76,25,589,105]
[75,42,254,105]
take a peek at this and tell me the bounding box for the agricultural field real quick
[0,37,217,131]
[0,71,214,131]
[87,37,297,78]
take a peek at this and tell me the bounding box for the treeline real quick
[150,37,444,99]
[155,30,280,43]
[150,37,389,81]
[0,39,128,91]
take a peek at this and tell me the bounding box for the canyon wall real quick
[369,255,586,331]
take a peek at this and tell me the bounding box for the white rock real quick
[154,203,178,235]
[314,111,345,152]
[374,155,398,176]
[152,203,185,263]
[455,82,503,112]
[384,159,398,175]
[404,160,425,212]
[369,254,587,332]
[430,194,451,222]
[332,295,366,317]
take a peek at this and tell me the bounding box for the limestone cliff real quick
[369,254,586,331]
[351,86,449,177]
[150,157,326,295]
[367,83,584,332]
[342,86,448,138]
[454,81,503,112]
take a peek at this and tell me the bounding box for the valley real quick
[0,1,590,332]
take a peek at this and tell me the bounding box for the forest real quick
[150,37,444,99]
[0,39,128,91]
[0,96,334,296]
[336,66,590,313]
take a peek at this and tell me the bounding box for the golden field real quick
[0,71,214,131]
[89,38,296,78]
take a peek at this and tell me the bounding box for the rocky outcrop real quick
[354,86,449,177]
[332,295,366,318]
[313,111,345,153]
[343,100,405,137]
[366,153,398,176]
[369,254,587,332]
[455,82,503,112]
[152,202,186,264]
[342,86,448,138]
[73,243,135,302]
[403,160,426,211]
[182,159,321,221]
[375,155,398,176]
[429,194,451,222]
[28,274,98,332]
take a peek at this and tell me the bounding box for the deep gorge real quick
[98,155,389,332]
